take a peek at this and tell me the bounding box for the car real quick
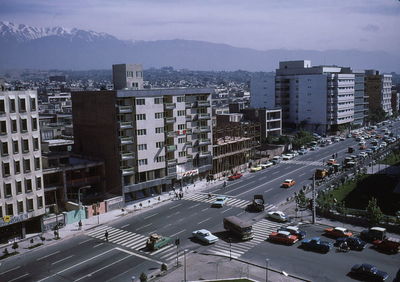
[350,264,389,281]
[192,229,219,244]
[272,156,281,164]
[359,152,368,158]
[365,149,373,155]
[334,137,340,142]
[359,144,367,150]
[268,230,298,245]
[228,172,243,181]
[301,237,332,253]
[267,211,288,222]
[282,154,294,160]
[324,227,353,238]
[326,159,337,165]
[298,149,308,155]
[335,237,367,251]
[279,225,306,240]
[212,196,228,208]
[340,136,345,141]
[250,165,262,172]
[281,179,296,188]
[310,146,317,151]
[260,162,273,169]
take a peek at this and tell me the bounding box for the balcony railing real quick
[200,126,211,132]
[164,103,176,110]
[198,113,211,120]
[167,131,176,138]
[120,136,134,144]
[185,102,192,109]
[167,159,177,166]
[199,138,211,146]
[121,167,135,175]
[186,115,192,122]
[119,121,133,129]
[192,127,201,134]
[121,152,135,160]
[166,145,177,152]
[197,101,210,107]
[199,151,212,158]
[118,105,133,113]
[185,141,192,147]
[165,117,176,124]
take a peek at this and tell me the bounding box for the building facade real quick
[352,70,368,126]
[0,90,45,243]
[365,70,393,117]
[72,88,213,202]
[242,108,282,142]
[250,73,276,109]
[112,64,144,90]
[276,60,354,134]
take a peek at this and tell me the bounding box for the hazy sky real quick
[1,0,400,54]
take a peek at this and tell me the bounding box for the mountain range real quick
[0,21,399,72]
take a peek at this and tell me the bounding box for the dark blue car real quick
[350,264,388,281]
[301,237,332,253]
[336,236,367,251]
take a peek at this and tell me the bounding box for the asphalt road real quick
[1,121,400,281]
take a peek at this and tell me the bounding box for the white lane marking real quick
[197,217,211,225]
[37,248,116,282]
[169,229,186,237]
[136,223,152,231]
[121,224,130,228]
[169,204,182,209]
[188,203,201,209]
[272,171,280,175]
[9,273,29,282]
[78,239,93,245]
[264,188,272,193]
[0,266,21,276]
[144,213,158,220]
[299,172,306,177]
[221,207,233,213]
[36,251,60,261]
[93,243,104,248]
[115,247,163,264]
[166,211,180,218]
[237,211,244,216]
[51,255,74,265]
[227,186,243,193]
[201,207,208,212]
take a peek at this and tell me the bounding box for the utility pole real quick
[184,249,188,282]
[312,174,316,224]
[265,258,269,282]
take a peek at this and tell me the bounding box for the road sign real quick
[3,216,11,223]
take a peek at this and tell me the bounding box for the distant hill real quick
[1,21,399,72]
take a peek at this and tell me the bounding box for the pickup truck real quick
[301,237,332,253]
[360,227,386,242]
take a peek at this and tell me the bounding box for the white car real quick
[192,229,219,244]
[282,154,294,160]
[267,211,288,222]
[359,152,368,158]
[261,161,274,169]
[212,196,228,208]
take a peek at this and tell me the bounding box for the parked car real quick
[279,225,306,240]
[268,230,298,245]
[324,227,353,238]
[359,152,368,158]
[250,165,262,172]
[228,172,243,181]
[335,237,366,251]
[350,264,389,281]
[301,237,332,253]
[260,162,273,169]
[282,154,294,160]
[298,149,308,155]
[360,227,386,242]
[192,229,219,244]
[326,159,337,165]
[267,211,288,222]
[212,196,228,208]
[281,179,296,188]
[372,237,400,253]
[272,156,281,164]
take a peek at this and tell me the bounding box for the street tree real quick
[366,197,383,226]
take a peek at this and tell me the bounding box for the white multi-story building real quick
[250,73,276,108]
[112,64,144,90]
[276,60,355,134]
[0,88,45,243]
[365,70,393,117]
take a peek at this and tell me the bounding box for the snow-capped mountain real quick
[0,21,116,42]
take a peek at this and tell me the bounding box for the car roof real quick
[277,230,291,236]
[284,179,293,182]
[286,226,299,231]
[216,196,226,200]
[370,227,386,232]
[197,229,210,233]
[334,227,347,232]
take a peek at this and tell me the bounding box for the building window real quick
[24,159,31,172]
[136,129,147,135]
[36,177,42,190]
[4,183,12,197]
[14,160,20,174]
[138,144,147,150]
[177,96,185,102]
[13,140,19,154]
[30,97,36,111]
[156,156,165,162]
[178,137,186,144]
[16,181,22,194]
[178,124,186,130]
[0,206,2,217]
[1,141,8,156]
[136,99,145,105]
[31,117,38,131]
[19,98,26,112]
[25,178,32,192]
[2,162,10,176]
[33,137,39,150]
[26,198,34,211]
[0,120,7,135]
[136,114,146,120]
[155,127,164,134]
[156,141,164,148]
[37,196,43,209]
[21,118,28,132]
[17,201,24,214]
[138,159,148,166]
[9,99,15,112]
[154,98,163,104]
[11,119,17,132]
[177,110,185,116]
[0,99,4,113]
[6,203,13,216]
[35,157,41,170]
[22,139,29,152]
[178,151,187,157]
[155,112,163,119]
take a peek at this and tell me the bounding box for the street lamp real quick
[228,237,232,261]
[184,249,188,282]
[78,186,91,222]
[266,258,269,282]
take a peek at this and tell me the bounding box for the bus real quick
[223,216,253,241]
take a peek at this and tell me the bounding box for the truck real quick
[246,195,265,212]
[315,168,328,179]
[360,227,386,242]
[146,233,172,251]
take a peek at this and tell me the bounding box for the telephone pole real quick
[312,174,316,224]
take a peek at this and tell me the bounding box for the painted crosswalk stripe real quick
[120,234,145,246]
[151,244,174,255]
[124,237,147,248]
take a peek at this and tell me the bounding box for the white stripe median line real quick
[144,213,158,220]
[169,229,186,237]
[120,224,130,228]
[51,255,74,265]
[78,239,93,245]
[0,266,21,276]
[169,203,182,209]
[36,250,60,261]
[9,273,29,282]
[197,218,211,225]
[136,223,152,231]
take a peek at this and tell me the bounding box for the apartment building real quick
[0,88,45,243]
[72,88,213,202]
[276,60,355,134]
[242,108,282,142]
[352,70,368,126]
[250,72,276,109]
[112,64,144,90]
[365,70,393,117]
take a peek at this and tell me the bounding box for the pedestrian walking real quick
[78,220,82,230]
[105,230,109,242]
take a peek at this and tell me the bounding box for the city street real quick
[1,122,400,281]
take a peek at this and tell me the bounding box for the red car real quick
[268,230,298,245]
[228,173,243,180]
[324,227,353,238]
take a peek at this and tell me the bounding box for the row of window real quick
[134,96,204,106]
[0,196,43,217]
[2,177,42,198]
[0,117,38,134]
[136,124,189,136]
[2,157,41,177]
[0,97,37,113]
[1,137,40,156]
[137,151,189,166]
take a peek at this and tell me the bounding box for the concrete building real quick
[250,73,276,109]
[391,86,399,115]
[276,60,354,134]
[242,108,282,143]
[72,88,213,202]
[351,70,368,126]
[365,70,393,117]
[0,89,45,243]
[112,64,144,90]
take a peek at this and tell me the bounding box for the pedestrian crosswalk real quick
[85,225,178,262]
[183,193,249,209]
[282,160,324,166]
[206,219,288,259]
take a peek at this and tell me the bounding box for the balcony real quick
[120,136,134,145]
[167,159,177,166]
[185,102,192,109]
[196,101,210,107]
[164,103,176,110]
[121,167,135,175]
[121,152,135,160]
[167,131,176,138]
[118,105,133,113]
[166,145,177,152]
[185,141,192,147]
[199,151,212,158]
[119,121,133,129]
[186,115,192,122]
[192,127,201,134]
[200,126,211,132]
[165,117,176,124]
[199,138,211,146]
[186,154,193,161]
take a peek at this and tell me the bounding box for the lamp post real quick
[265,258,269,282]
[228,237,232,261]
[184,249,188,282]
[78,186,91,222]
